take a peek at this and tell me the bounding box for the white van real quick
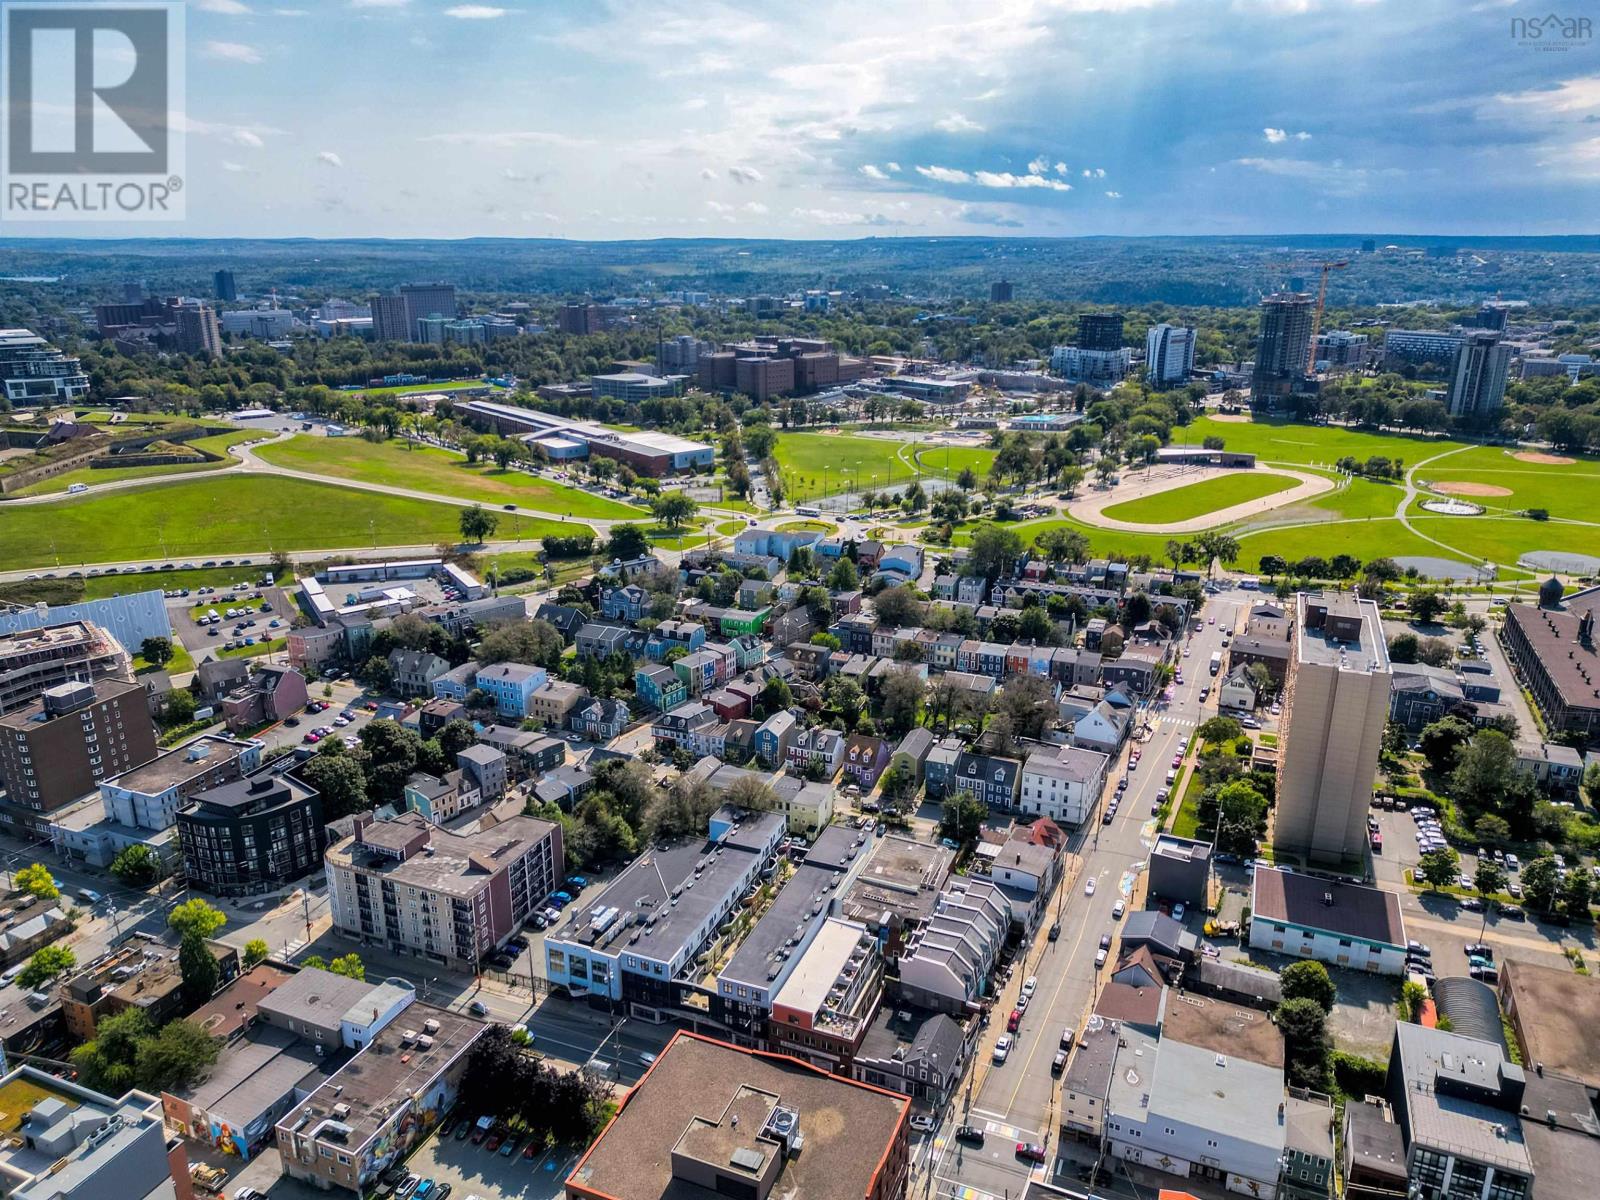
[76,887,102,905]
[1,963,26,987]
[67,483,89,495]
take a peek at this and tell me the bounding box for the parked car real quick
[992,1036,1012,1063]
[955,1125,986,1146]
[1084,877,1096,896]
[910,1114,936,1133]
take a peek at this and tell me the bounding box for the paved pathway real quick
[1065,464,1335,533]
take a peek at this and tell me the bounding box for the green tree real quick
[940,794,987,843]
[604,524,652,561]
[827,558,860,591]
[328,952,366,981]
[1417,717,1473,775]
[1195,716,1243,744]
[873,585,923,629]
[17,945,76,989]
[1563,868,1594,921]
[1279,961,1336,1013]
[1472,813,1512,844]
[1214,779,1267,855]
[879,665,926,736]
[134,1019,221,1092]
[179,930,220,1005]
[1417,846,1461,890]
[139,636,174,667]
[459,504,499,544]
[109,844,160,886]
[167,897,227,940]
[967,525,1024,581]
[70,1008,152,1095]
[649,492,698,531]
[243,938,270,967]
[298,750,369,822]
[161,687,197,728]
[1277,997,1332,1090]
[13,863,57,900]
[1410,589,1447,624]
[1522,855,1561,913]
[478,619,564,668]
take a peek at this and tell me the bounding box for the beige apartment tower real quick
[1273,592,1391,865]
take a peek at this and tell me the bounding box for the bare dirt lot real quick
[1432,481,1513,497]
[1513,451,1576,465]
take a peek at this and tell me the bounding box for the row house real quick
[725,676,765,712]
[951,750,1022,811]
[644,619,706,662]
[832,590,864,616]
[788,727,846,776]
[1101,647,1164,697]
[924,735,965,800]
[599,584,651,623]
[770,608,816,648]
[842,735,892,790]
[833,614,878,654]
[737,578,773,612]
[673,649,723,697]
[933,574,989,608]
[652,701,717,748]
[635,663,689,712]
[956,640,1008,678]
[527,679,590,728]
[473,662,548,720]
[533,602,586,641]
[707,688,749,721]
[928,632,965,671]
[754,710,798,766]
[786,642,833,681]
[727,635,766,672]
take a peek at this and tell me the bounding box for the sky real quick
[9,0,1600,239]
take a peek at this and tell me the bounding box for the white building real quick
[1050,345,1132,386]
[221,308,299,339]
[1249,865,1407,975]
[1145,324,1196,386]
[1020,746,1109,826]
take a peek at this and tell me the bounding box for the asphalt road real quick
[919,591,1246,1200]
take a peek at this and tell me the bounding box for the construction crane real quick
[1304,260,1348,372]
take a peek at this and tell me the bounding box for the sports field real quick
[256,435,646,518]
[1410,444,1600,522]
[0,475,570,566]
[1182,416,1464,468]
[1100,472,1299,524]
[774,432,996,499]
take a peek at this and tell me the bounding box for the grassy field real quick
[256,435,646,518]
[1233,519,1457,571]
[12,428,262,496]
[135,642,195,675]
[911,445,997,478]
[1407,515,1600,568]
[956,517,1177,561]
[1101,472,1299,524]
[216,637,287,661]
[349,380,498,398]
[1412,444,1600,522]
[1184,416,1464,468]
[775,519,834,533]
[774,433,995,499]
[0,475,573,567]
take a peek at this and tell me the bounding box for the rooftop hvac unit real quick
[400,1029,418,1045]
[332,1104,351,1120]
[423,1018,440,1035]
[417,1035,435,1050]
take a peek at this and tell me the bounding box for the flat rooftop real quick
[1296,591,1389,674]
[549,809,784,965]
[104,734,254,797]
[840,835,954,928]
[1252,865,1406,948]
[567,1032,906,1200]
[187,963,294,1041]
[1392,1022,1532,1175]
[332,811,559,899]
[1501,960,1600,1080]
[1161,992,1283,1070]
[1504,602,1600,712]
[174,1024,331,1126]
[771,918,873,1017]
[281,1002,483,1154]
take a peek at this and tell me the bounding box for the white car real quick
[910,1114,936,1134]
[992,1035,1012,1064]
[1084,877,1097,896]
[1021,975,1037,998]
[1112,899,1126,919]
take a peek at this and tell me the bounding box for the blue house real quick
[734,526,825,560]
[473,662,548,719]
[754,710,798,767]
[879,544,925,579]
[645,619,706,663]
[600,584,651,624]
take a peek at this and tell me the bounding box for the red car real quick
[1016,1143,1048,1164]
[1007,1008,1021,1032]
[485,1134,502,1153]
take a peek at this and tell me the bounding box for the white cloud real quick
[196,0,252,13]
[706,199,734,213]
[885,162,901,173]
[317,150,344,167]
[1233,156,1397,196]
[744,201,769,214]
[444,5,508,18]
[350,0,409,7]
[1054,161,1068,175]
[1264,127,1287,143]
[1294,131,1312,140]
[935,113,984,133]
[417,130,589,148]
[699,167,718,181]
[1078,167,1105,178]
[202,40,263,64]
[974,170,1071,191]
[503,167,527,181]
[791,206,900,227]
[859,164,889,180]
[1497,74,1600,115]
[916,164,973,183]
[229,129,264,148]
[682,97,708,111]
[222,161,246,172]
[1027,155,1049,175]
[728,164,764,184]
[1105,190,1122,198]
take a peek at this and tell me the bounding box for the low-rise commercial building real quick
[565,1030,909,1200]
[1250,864,1407,975]
[276,1004,485,1196]
[97,733,263,832]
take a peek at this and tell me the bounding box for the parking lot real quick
[392,1116,583,1200]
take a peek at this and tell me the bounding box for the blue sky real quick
[21,0,1600,238]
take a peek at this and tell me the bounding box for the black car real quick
[1048,922,1061,942]
[955,1125,985,1146]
